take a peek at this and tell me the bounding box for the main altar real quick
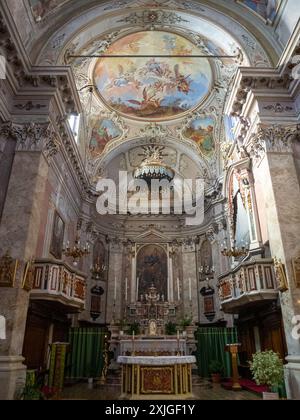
[118,356,196,399]
[108,283,197,398]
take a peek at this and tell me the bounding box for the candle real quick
[132,331,135,355]
[136,277,139,301]
[177,278,180,301]
[125,278,128,302]
[114,276,117,301]
[189,278,192,301]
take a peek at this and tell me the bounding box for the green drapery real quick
[66,328,107,379]
[195,327,238,378]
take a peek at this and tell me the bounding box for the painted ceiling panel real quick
[29,0,70,21]
[93,31,212,121]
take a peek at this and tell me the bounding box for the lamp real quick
[63,235,90,266]
[134,145,174,185]
[90,259,107,281]
[221,239,249,258]
[199,265,215,281]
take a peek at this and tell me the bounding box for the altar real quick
[118,356,196,399]
[120,338,187,357]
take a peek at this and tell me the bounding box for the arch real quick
[92,135,213,182]
[28,2,277,67]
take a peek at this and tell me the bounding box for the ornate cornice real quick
[230,72,291,117]
[0,10,80,116]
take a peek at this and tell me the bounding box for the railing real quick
[218,259,278,313]
[30,259,87,311]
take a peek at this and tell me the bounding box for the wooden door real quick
[23,314,50,370]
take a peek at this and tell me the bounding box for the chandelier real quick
[134,145,175,185]
[221,240,249,258]
[63,236,90,266]
[91,260,107,281]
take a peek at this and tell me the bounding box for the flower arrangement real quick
[250,350,284,390]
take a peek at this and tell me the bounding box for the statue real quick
[149,320,157,336]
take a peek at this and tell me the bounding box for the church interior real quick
[0,0,300,401]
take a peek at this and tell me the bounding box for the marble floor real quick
[60,378,261,401]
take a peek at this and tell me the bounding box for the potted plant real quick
[180,316,196,339]
[165,321,177,336]
[21,384,45,400]
[128,322,140,336]
[250,350,284,400]
[209,360,224,384]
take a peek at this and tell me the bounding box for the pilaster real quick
[0,121,59,400]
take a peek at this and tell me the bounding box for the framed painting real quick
[50,211,65,260]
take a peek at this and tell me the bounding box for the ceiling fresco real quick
[93,31,213,121]
[89,118,122,158]
[183,116,215,158]
[237,0,281,23]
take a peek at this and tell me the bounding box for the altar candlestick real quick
[125,278,128,302]
[114,276,117,301]
[177,278,180,301]
[177,330,180,355]
[189,278,192,301]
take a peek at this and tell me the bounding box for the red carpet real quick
[222,379,268,395]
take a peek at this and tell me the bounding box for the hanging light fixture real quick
[134,145,175,185]
[63,236,90,266]
[90,259,107,281]
[221,239,249,258]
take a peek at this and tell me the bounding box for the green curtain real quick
[195,327,238,378]
[66,328,107,379]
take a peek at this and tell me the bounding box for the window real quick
[68,114,80,143]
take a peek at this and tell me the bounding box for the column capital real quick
[0,121,60,160]
[246,123,300,163]
[182,237,199,253]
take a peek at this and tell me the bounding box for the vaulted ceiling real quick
[5,0,285,188]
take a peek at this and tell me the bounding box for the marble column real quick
[251,125,300,399]
[0,123,55,400]
[181,239,198,323]
[0,134,15,221]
